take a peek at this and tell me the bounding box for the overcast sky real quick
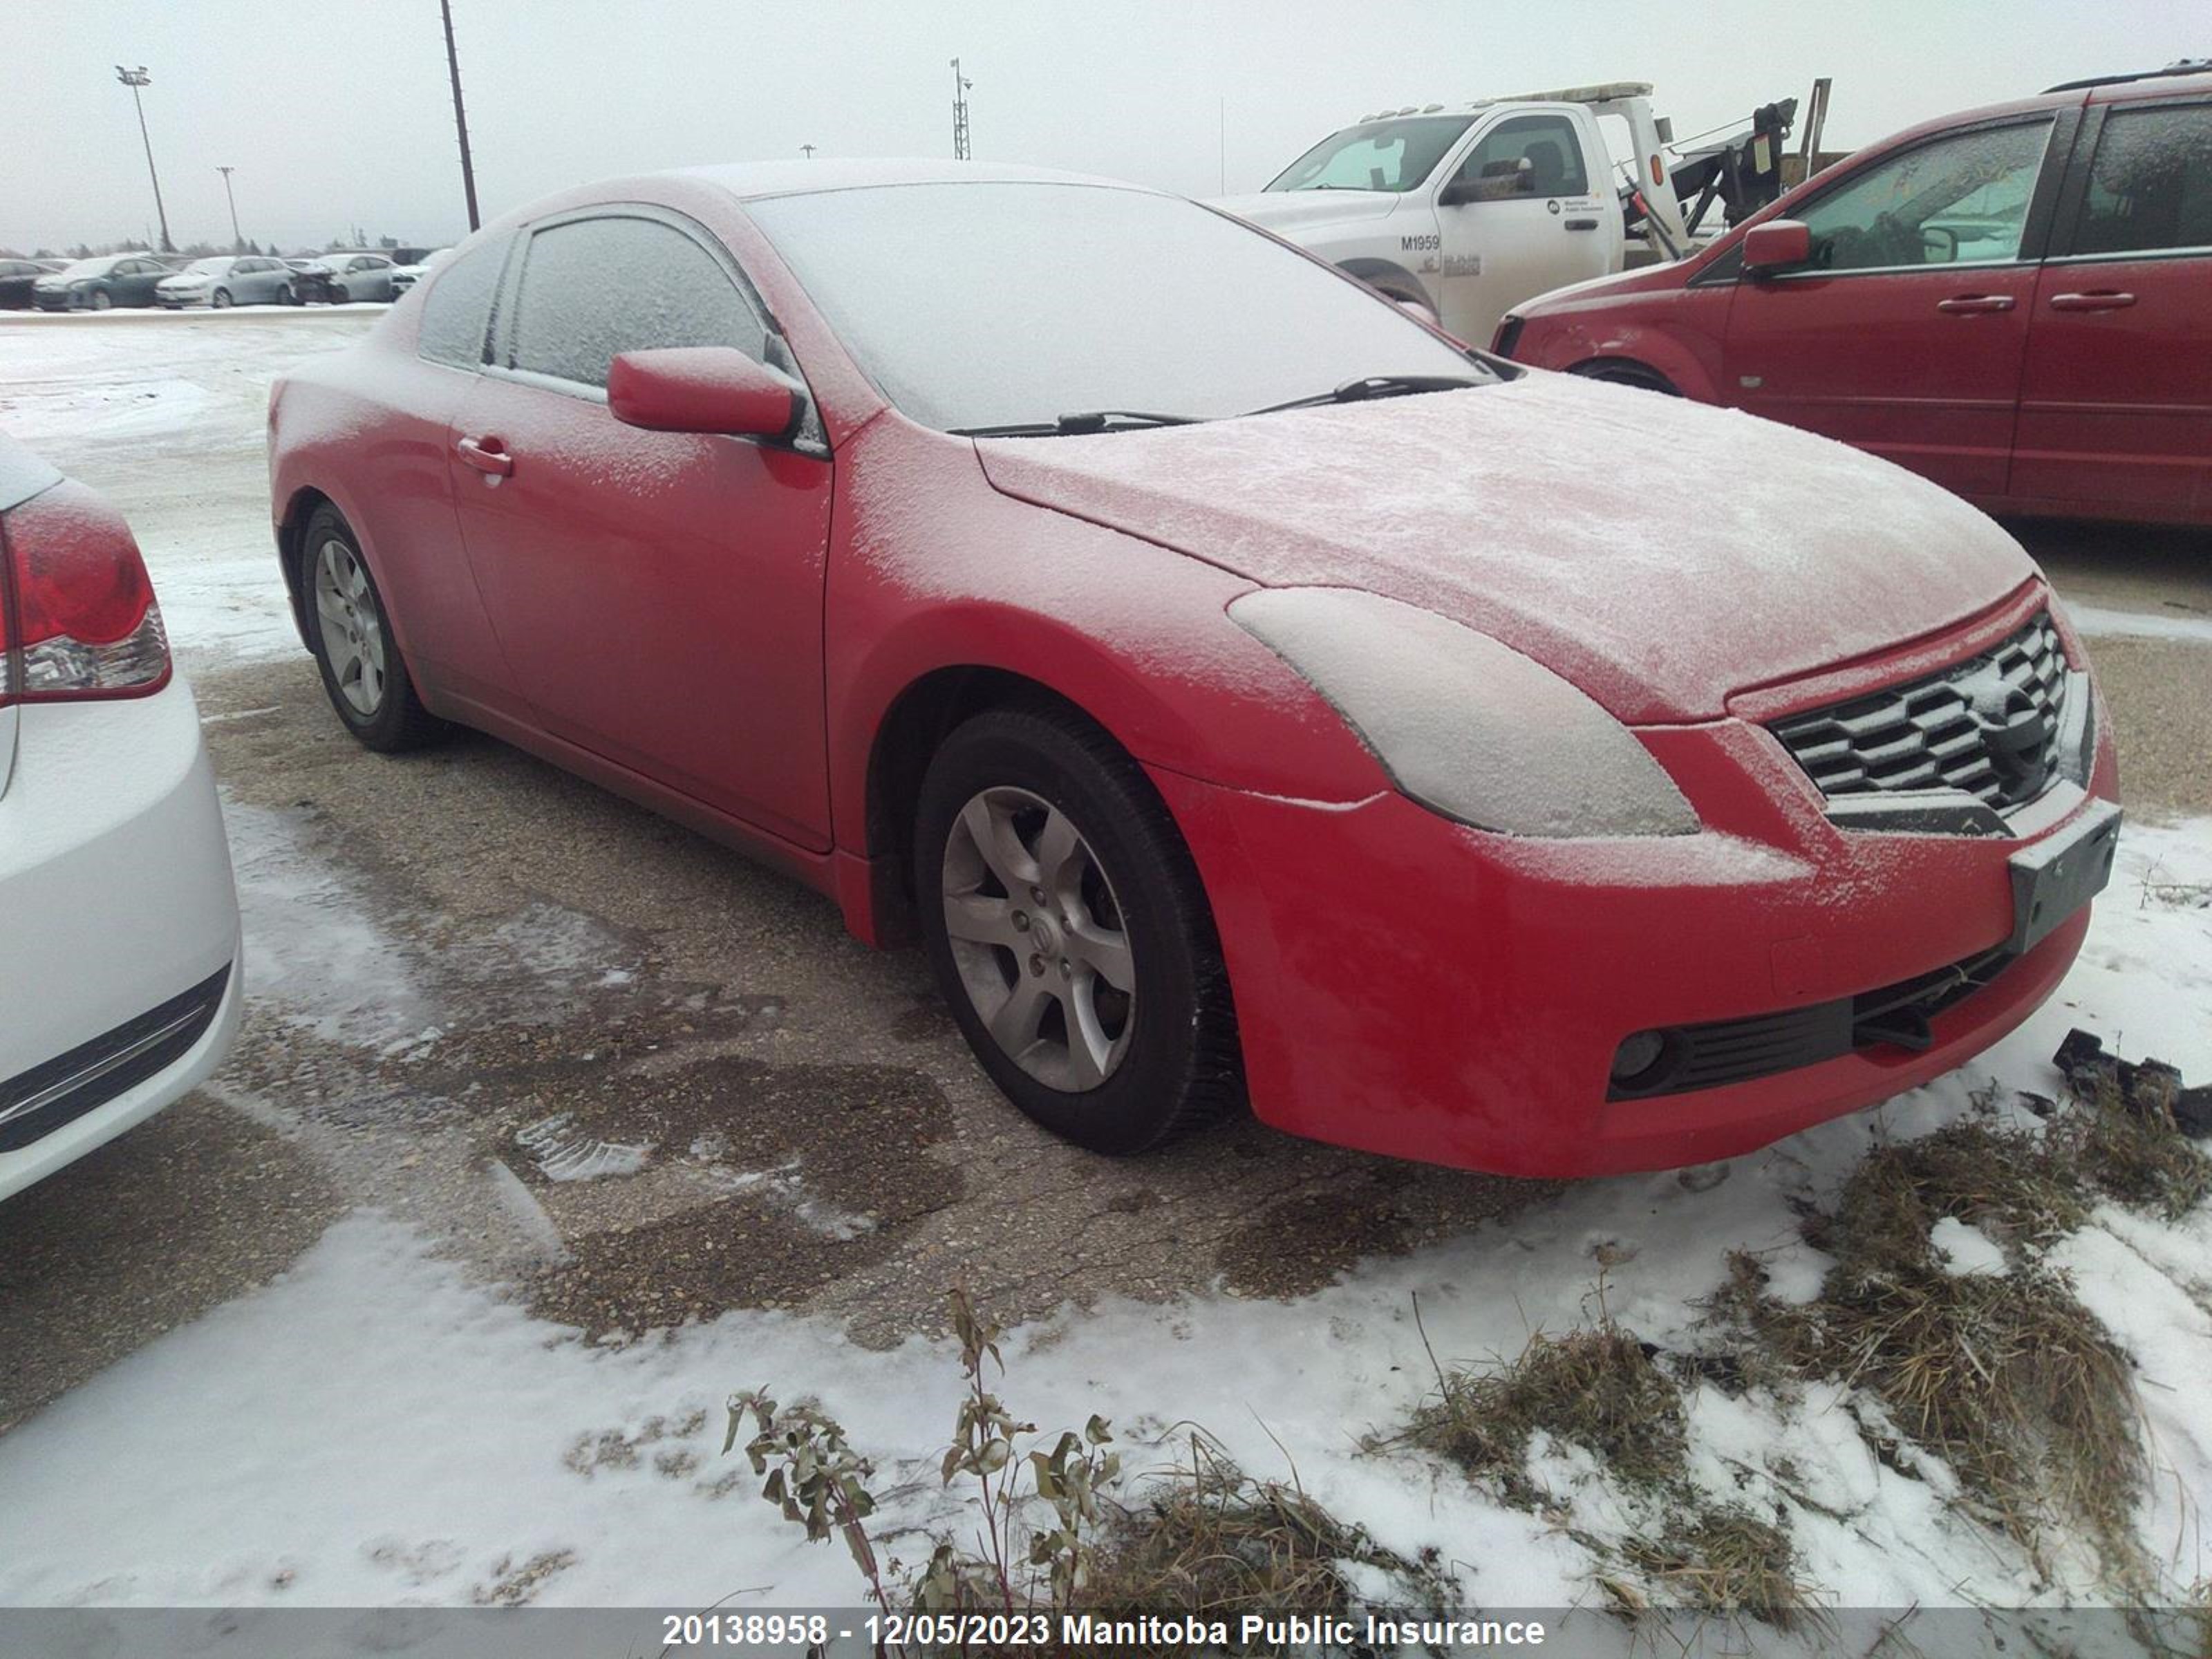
[3,1,2201,252]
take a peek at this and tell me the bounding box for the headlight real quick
[1228,586,1697,838]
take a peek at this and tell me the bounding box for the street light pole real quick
[439,0,482,232]
[114,66,174,253]
[216,166,243,250]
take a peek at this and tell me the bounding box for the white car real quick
[0,432,242,1200]
[387,247,451,297]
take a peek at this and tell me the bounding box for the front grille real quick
[0,965,231,1154]
[1772,612,2070,811]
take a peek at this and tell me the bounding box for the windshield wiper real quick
[950,410,1203,438]
[1243,373,1489,418]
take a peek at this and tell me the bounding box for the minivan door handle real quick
[1935,294,2016,314]
[456,434,514,478]
[2048,290,2136,312]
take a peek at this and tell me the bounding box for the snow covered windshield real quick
[56,256,123,278]
[1266,116,1476,194]
[747,182,1490,433]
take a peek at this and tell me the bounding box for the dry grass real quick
[2062,1080,2212,1219]
[1083,1433,1454,1643]
[1618,1504,1819,1631]
[1724,1109,2164,1582]
[1406,1321,1687,1503]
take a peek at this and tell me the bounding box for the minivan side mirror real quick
[1742,219,1812,274]
[607,346,804,440]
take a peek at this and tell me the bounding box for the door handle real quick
[1564,218,1600,231]
[1935,294,2016,313]
[2048,291,2136,312]
[456,434,514,477]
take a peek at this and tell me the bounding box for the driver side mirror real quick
[1439,156,1532,208]
[608,346,805,440]
[1742,219,1812,274]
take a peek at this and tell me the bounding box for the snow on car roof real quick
[679,157,1154,200]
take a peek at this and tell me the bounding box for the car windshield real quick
[1265,115,1476,194]
[57,256,122,277]
[747,181,1491,433]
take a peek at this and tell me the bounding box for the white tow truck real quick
[1215,83,1791,347]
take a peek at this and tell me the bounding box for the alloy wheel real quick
[940,785,1134,1092]
[313,538,386,716]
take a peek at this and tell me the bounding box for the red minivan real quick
[1495,64,2212,525]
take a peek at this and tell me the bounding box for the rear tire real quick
[278,281,297,305]
[915,703,1240,1155]
[301,504,447,753]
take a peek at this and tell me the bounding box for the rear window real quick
[2074,104,2212,255]
[417,233,510,370]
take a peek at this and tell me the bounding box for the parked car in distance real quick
[268,159,2119,1179]
[31,253,172,311]
[0,433,242,1201]
[156,254,299,308]
[1494,62,2212,525]
[388,248,450,297]
[0,259,64,309]
[294,252,398,303]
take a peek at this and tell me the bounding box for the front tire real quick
[212,288,233,308]
[915,704,1239,1155]
[301,505,447,752]
[89,289,112,311]
[329,283,349,304]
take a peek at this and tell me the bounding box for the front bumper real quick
[30,291,84,311]
[0,678,243,1200]
[1150,697,2119,1179]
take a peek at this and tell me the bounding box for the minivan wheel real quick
[301,504,447,752]
[1569,360,1680,396]
[915,704,1239,1155]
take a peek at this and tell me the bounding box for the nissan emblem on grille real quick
[1770,613,2071,812]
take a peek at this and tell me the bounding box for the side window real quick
[507,214,767,388]
[2073,104,2212,256]
[417,233,511,369]
[1454,115,1591,200]
[1797,120,2050,272]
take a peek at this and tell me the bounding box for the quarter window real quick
[508,214,766,389]
[1454,115,1591,200]
[2074,105,2212,255]
[1797,120,2050,272]
[416,233,511,370]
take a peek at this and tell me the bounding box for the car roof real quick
[678,157,1158,201]
[1870,66,2212,150]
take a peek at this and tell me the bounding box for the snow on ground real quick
[0,313,370,666]
[0,820,2204,1617]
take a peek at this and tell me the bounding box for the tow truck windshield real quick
[1266,115,1475,194]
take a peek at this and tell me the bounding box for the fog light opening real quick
[1609,1028,1681,1095]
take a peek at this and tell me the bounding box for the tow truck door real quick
[1433,109,1615,343]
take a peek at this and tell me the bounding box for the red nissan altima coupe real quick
[266,160,2120,1178]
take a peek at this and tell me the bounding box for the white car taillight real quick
[0,482,171,706]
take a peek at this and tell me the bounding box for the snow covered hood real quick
[975,372,2036,723]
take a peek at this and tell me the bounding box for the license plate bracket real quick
[2007,800,2122,956]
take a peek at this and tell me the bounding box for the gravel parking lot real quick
[2,308,2206,1434]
